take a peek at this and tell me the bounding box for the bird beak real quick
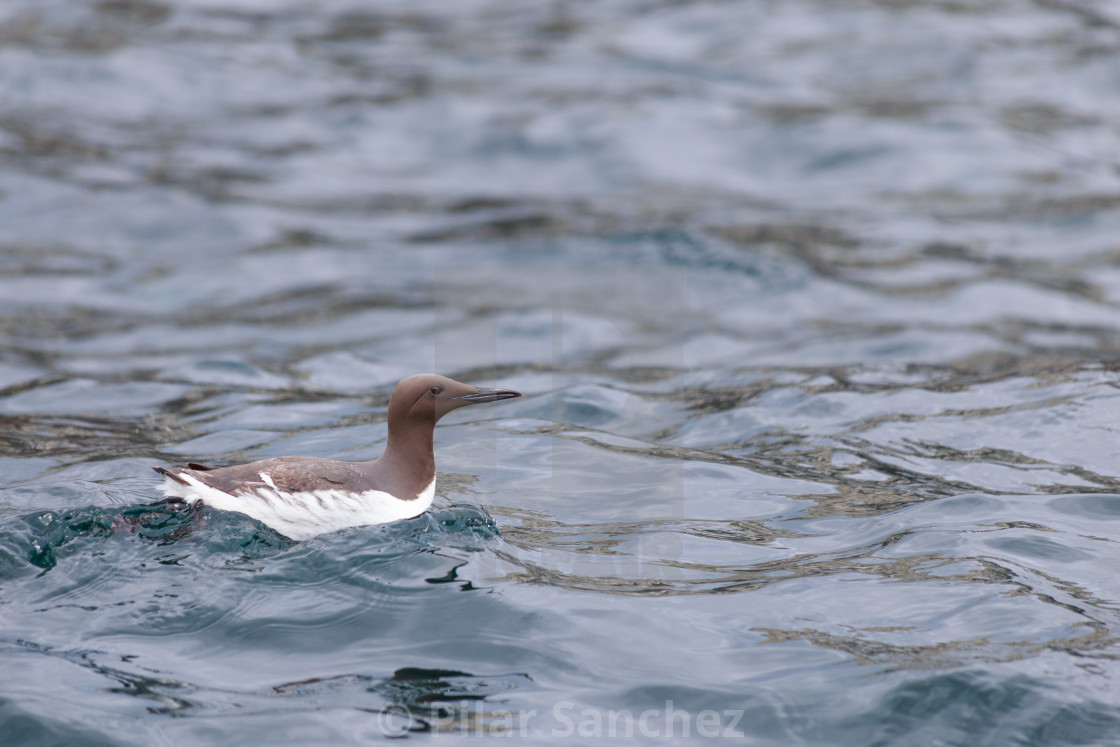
[453,387,522,404]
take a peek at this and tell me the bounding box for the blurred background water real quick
[3,0,1120,743]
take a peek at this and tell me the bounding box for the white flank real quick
[159,473,436,541]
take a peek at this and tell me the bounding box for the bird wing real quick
[184,457,362,496]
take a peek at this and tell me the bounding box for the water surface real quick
[3,0,1120,743]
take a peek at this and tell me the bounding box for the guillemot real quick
[153,374,521,540]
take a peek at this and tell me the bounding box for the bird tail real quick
[151,466,188,485]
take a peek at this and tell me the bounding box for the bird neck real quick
[380,418,436,484]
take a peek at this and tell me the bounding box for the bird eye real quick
[430,385,443,395]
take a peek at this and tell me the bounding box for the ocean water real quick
[3,0,1120,744]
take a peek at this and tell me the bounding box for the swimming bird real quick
[153,374,521,540]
